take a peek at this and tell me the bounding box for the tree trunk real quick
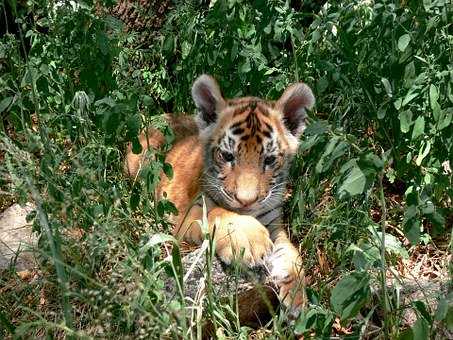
[109,0,172,41]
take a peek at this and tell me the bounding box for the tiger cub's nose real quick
[235,172,259,207]
[235,192,258,207]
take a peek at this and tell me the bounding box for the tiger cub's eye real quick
[221,151,234,162]
[264,155,276,166]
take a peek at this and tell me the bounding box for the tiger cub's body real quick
[125,75,315,314]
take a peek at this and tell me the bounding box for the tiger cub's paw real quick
[215,215,274,267]
[267,247,306,319]
[279,276,306,319]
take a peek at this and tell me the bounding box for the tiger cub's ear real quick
[192,74,226,130]
[276,83,315,138]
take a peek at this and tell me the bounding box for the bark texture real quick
[109,0,172,42]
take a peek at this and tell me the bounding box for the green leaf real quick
[131,137,142,154]
[411,116,425,140]
[432,101,442,123]
[304,120,330,136]
[162,34,175,54]
[295,306,334,336]
[349,242,380,269]
[381,78,392,97]
[126,114,141,139]
[163,162,173,180]
[434,296,448,321]
[103,110,120,136]
[362,153,384,170]
[399,110,413,133]
[315,137,338,173]
[95,96,116,107]
[402,90,419,107]
[372,229,409,259]
[239,58,251,73]
[447,305,453,331]
[398,34,411,52]
[412,300,432,323]
[21,67,38,88]
[311,30,320,43]
[420,199,435,215]
[398,327,413,340]
[170,239,184,288]
[144,162,161,192]
[415,140,430,166]
[181,41,191,59]
[404,219,420,245]
[143,233,177,249]
[394,98,403,110]
[377,107,386,119]
[317,76,329,94]
[338,165,366,197]
[412,318,429,340]
[437,108,452,130]
[429,84,439,107]
[142,95,153,106]
[157,199,178,217]
[140,233,178,256]
[330,272,370,320]
[97,31,109,55]
[0,96,13,113]
[404,203,418,219]
[404,62,416,87]
[130,185,140,210]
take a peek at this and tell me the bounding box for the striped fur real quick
[125,74,315,316]
[199,98,294,228]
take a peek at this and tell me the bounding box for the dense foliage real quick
[0,0,451,338]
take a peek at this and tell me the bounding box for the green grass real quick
[1,0,451,338]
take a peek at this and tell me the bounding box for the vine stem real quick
[378,169,389,339]
[25,178,74,331]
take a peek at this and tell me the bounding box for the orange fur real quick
[125,75,316,315]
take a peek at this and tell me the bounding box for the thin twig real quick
[378,167,389,339]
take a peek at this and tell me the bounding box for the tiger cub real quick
[125,75,315,314]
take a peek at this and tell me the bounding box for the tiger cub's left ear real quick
[276,83,315,138]
[192,74,226,130]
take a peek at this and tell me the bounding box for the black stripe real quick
[231,127,244,135]
[262,130,272,138]
[265,214,281,227]
[256,206,281,220]
[230,121,243,129]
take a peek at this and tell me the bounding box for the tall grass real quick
[1,0,451,338]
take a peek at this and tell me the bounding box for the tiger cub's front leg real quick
[266,222,306,316]
[174,205,274,267]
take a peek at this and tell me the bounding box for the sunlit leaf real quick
[399,110,413,133]
[0,96,13,113]
[330,272,370,320]
[415,140,430,166]
[411,116,425,140]
[381,78,392,97]
[398,34,411,52]
[338,165,366,197]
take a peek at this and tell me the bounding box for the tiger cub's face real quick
[192,75,315,215]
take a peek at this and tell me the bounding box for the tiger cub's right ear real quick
[192,74,226,130]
